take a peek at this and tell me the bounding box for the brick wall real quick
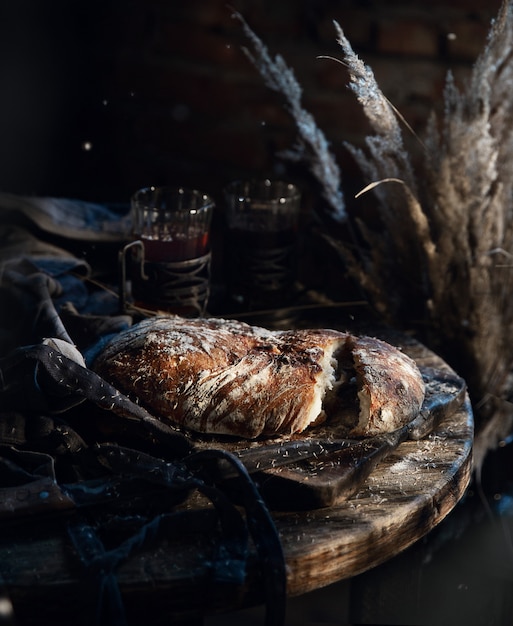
[0,0,503,204]
[98,0,501,204]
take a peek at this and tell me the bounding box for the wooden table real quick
[0,332,473,626]
[277,337,473,598]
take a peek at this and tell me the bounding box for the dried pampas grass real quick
[234,1,513,470]
[236,13,346,222]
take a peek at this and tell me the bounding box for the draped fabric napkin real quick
[0,194,287,626]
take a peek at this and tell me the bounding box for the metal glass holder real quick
[119,240,211,317]
[227,241,298,312]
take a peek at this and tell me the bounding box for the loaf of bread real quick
[92,316,425,439]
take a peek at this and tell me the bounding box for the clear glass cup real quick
[120,186,214,317]
[223,179,301,312]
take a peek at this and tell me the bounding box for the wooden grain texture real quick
[279,394,472,596]
[0,336,473,624]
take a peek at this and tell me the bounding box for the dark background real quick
[0,0,501,206]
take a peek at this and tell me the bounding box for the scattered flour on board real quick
[388,439,444,474]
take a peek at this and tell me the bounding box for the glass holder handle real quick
[118,240,147,314]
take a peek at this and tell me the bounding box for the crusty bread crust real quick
[349,335,427,437]
[93,316,425,439]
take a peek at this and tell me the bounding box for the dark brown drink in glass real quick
[127,187,214,317]
[140,232,210,263]
[224,180,301,313]
[227,227,297,310]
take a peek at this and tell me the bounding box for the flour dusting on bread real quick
[93,316,425,439]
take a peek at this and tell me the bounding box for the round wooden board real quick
[274,338,473,596]
[0,335,473,624]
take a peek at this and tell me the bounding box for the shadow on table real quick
[206,448,513,626]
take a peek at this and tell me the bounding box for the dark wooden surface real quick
[0,332,473,625]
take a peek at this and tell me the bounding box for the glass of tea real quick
[120,186,215,316]
[223,179,301,313]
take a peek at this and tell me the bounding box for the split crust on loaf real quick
[93,316,425,439]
